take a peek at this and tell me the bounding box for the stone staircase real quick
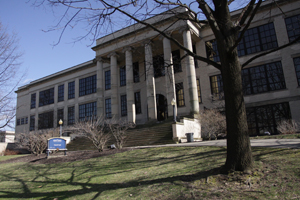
[67,120,175,151]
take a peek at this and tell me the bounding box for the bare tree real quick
[72,116,111,152]
[0,21,23,129]
[108,117,135,149]
[200,109,226,140]
[33,0,300,172]
[16,128,59,155]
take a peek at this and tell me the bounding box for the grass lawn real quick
[0,146,299,199]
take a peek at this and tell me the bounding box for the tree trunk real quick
[218,37,253,172]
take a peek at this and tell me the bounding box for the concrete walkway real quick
[134,139,300,149]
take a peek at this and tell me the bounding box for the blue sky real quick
[0,1,95,86]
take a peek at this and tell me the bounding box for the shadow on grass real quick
[0,147,226,199]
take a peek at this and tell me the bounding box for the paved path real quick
[134,139,300,149]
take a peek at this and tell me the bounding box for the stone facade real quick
[15,0,300,137]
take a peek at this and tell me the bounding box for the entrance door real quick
[156,94,168,121]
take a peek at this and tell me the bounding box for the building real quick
[15,0,300,137]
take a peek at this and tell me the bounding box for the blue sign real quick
[48,138,67,150]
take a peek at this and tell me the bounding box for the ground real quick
[0,148,132,165]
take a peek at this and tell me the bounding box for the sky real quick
[0,1,96,86]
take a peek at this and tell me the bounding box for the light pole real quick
[171,98,176,122]
[59,119,63,137]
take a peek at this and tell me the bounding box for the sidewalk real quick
[133,139,300,149]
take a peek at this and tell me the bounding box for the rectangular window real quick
[105,98,112,118]
[21,118,24,125]
[120,66,126,86]
[197,79,202,103]
[175,82,185,107]
[79,102,97,121]
[242,61,286,95]
[153,54,165,78]
[105,70,111,90]
[30,115,35,131]
[210,61,286,99]
[39,88,54,107]
[17,119,20,126]
[68,106,75,125]
[68,81,75,99]
[206,23,278,61]
[172,50,182,73]
[79,75,97,97]
[285,14,300,42]
[294,57,300,86]
[210,74,224,100]
[133,62,140,83]
[238,23,278,56]
[25,117,28,124]
[246,102,291,136]
[134,92,142,114]
[121,95,127,116]
[31,93,36,109]
[38,111,54,130]
[57,109,64,127]
[58,84,64,102]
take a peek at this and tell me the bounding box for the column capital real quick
[159,31,173,41]
[107,51,119,58]
[122,46,134,53]
[94,56,109,63]
[143,39,153,46]
[178,25,191,34]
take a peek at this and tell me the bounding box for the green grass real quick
[252,133,300,139]
[0,146,299,199]
[0,155,26,162]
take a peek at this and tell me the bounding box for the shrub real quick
[199,108,226,140]
[277,120,299,135]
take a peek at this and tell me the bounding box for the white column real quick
[182,28,199,115]
[108,52,119,118]
[96,57,104,117]
[163,37,177,119]
[125,47,135,123]
[144,40,157,121]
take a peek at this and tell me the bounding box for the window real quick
[79,75,97,97]
[197,79,202,103]
[175,82,185,107]
[79,102,97,121]
[68,81,75,99]
[105,98,112,118]
[206,23,278,61]
[294,57,300,86]
[120,66,126,86]
[58,84,64,102]
[134,92,142,114]
[105,70,111,90]
[172,50,182,73]
[57,109,64,127]
[68,106,75,125]
[285,14,300,42]
[21,118,25,125]
[242,61,286,95]
[38,111,54,130]
[121,95,127,116]
[17,117,28,126]
[246,102,291,136]
[30,115,35,131]
[39,88,54,107]
[153,54,165,78]
[31,93,36,109]
[25,117,28,124]
[237,23,278,56]
[210,74,224,100]
[133,62,140,83]
[17,119,20,126]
